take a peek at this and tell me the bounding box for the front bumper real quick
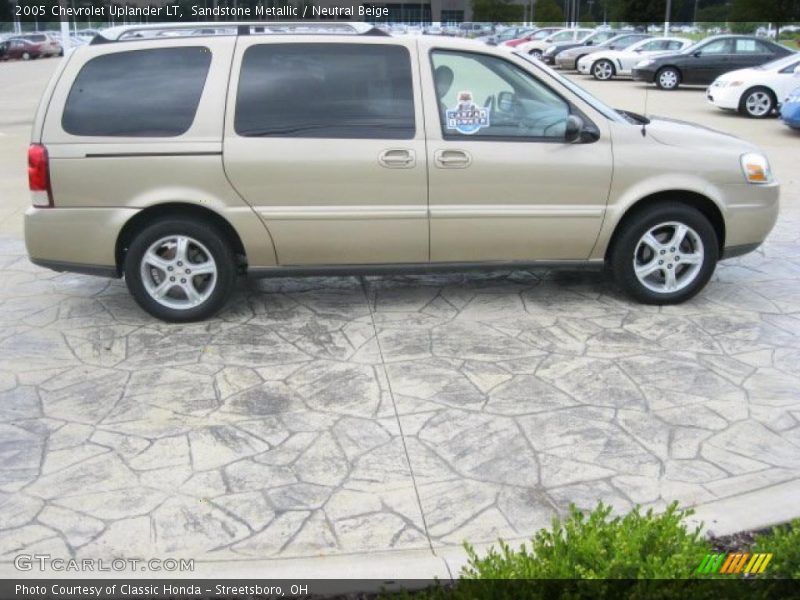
[631,67,656,83]
[577,60,591,75]
[542,54,557,65]
[720,181,780,253]
[25,206,136,277]
[705,85,741,110]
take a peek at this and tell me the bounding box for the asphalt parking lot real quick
[1,56,799,574]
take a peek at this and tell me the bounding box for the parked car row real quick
[509,29,799,128]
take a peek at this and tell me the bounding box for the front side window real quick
[699,39,733,55]
[235,43,414,139]
[62,47,211,137]
[432,50,570,140]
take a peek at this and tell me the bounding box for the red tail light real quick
[28,143,52,208]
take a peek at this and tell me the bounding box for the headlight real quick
[635,59,655,68]
[740,153,773,184]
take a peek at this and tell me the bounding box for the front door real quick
[421,43,613,262]
[223,39,428,265]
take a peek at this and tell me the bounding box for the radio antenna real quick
[641,87,649,137]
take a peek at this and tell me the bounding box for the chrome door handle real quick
[378,149,415,169]
[434,149,472,169]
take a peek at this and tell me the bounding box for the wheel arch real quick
[738,85,778,112]
[593,57,616,75]
[115,203,247,276]
[656,64,682,80]
[605,190,725,260]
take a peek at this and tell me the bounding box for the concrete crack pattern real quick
[2,219,800,563]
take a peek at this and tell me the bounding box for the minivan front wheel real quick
[124,218,236,322]
[610,204,718,304]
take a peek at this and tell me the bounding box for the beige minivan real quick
[25,23,779,322]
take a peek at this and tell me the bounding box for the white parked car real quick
[706,53,800,118]
[578,37,692,80]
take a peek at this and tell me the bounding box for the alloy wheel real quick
[745,90,773,117]
[140,235,218,310]
[593,60,614,80]
[633,221,704,294]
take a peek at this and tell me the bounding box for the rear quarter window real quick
[61,47,211,137]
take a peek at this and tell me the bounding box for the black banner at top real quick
[1,0,799,26]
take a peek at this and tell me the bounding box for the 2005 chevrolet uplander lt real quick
[25,22,779,322]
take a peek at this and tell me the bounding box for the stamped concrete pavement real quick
[1,58,800,575]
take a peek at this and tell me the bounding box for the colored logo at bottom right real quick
[697,552,773,575]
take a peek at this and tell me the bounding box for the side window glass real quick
[235,43,414,139]
[753,40,773,54]
[431,50,570,140]
[735,39,759,54]
[62,47,211,137]
[699,39,731,55]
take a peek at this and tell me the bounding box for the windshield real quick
[755,53,800,71]
[601,34,645,49]
[680,38,715,54]
[516,52,627,123]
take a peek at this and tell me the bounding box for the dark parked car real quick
[632,35,793,90]
[0,38,44,61]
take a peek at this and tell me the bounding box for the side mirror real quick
[565,114,600,143]
[497,91,516,112]
[693,51,701,57]
[586,40,594,45]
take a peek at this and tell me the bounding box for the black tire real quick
[592,59,615,81]
[22,52,31,61]
[655,66,681,90]
[739,86,776,119]
[123,217,237,322]
[609,203,719,305]
[529,49,543,59]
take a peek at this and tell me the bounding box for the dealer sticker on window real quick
[446,91,490,135]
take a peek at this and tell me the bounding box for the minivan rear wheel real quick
[124,217,236,322]
[609,204,718,304]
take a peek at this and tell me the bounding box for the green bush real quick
[752,518,800,579]
[460,502,710,579]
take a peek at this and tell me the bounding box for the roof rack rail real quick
[91,21,389,44]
